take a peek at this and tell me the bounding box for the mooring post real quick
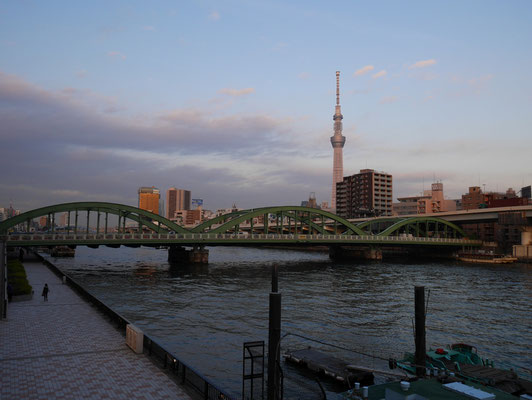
[0,240,6,319]
[267,264,281,400]
[414,286,426,377]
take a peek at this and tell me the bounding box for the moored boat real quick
[396,343,532,397]
[50,246,75,257]
[456,252,517,264]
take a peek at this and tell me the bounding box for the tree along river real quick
[47,246,532,399]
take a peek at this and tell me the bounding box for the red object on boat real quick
[435,348,447,355]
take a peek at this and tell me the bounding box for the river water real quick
[47,246,532,399]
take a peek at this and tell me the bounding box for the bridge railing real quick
[5,232,481,245]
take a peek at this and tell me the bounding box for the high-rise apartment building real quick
[336,169,393,218]
[330,71,346,212]
[166,187,191,219]
[138,187,160,215]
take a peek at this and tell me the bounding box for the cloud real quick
[142,25,155,31]
[409,59,436,69]
[419,72,438,81]
[450,74,494,97]
[298,72,311,80]
[372,70,387,79]
[50,189,84,197]
[102,106,123,114]
[468,74,494,89]
[61,87,78,96]
[0,71,320,210]
[107,51,126,60]
[208,11,220,21]
[218,87,255,96]
[379,96,398,104]
[76,69,87,78]
[272,42,288,51]
[354,65,374,76]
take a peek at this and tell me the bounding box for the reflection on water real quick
[49,246,532,399]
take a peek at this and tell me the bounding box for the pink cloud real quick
[354,65,374,76]
[107,51,126,60]
[372,70,387,79]
[380,96,398,104]
[218,87,255,96]
[409,59,436,69]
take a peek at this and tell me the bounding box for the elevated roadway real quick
[349,205,532,225]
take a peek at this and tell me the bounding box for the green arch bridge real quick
[0,202,481,262]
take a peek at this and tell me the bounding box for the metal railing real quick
[7,232,481,245]
[145,338,235,400]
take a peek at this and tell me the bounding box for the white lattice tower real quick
[330,71,346,211]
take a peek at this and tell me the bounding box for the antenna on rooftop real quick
[336,71,340,106]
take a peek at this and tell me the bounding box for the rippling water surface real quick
[49,246,532,398]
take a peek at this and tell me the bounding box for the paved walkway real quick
[0,255,193,400]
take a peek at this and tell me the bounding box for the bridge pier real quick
[329,245,383,261]
[168,245,209,264]
[512,227,532,261]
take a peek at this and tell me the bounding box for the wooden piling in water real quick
[414,286,426,378]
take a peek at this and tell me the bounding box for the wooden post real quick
[267,265,281,400]
[0,241,6,319]
[414,286,426,377]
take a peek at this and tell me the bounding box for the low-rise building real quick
[394,183,459,216]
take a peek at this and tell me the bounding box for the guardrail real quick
[35,252,236,400]
[6,232,481,245]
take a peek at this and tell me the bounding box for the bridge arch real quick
[0,202,189,234]
[356,218,403,234]
[190,209,252,233]
[196,206,368,236]
[377,216,467,238]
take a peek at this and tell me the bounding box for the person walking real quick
[7,283,13,302]
[42,283,49,301]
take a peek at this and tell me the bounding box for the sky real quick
[1,0,532,212]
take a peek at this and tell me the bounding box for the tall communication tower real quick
[330,71,346,211]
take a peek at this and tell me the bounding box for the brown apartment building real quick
[336,169,393,218]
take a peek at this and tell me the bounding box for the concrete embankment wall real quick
[34,252,234,400]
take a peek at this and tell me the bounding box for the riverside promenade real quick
[0,254,192,399]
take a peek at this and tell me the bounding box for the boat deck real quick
[284,347,374,387]
[341,378,518,400]
[459,364,532,395]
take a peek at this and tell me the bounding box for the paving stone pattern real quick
[0,256,192,399]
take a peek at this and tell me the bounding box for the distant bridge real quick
[1,202,481,255]
[349,205,532,226]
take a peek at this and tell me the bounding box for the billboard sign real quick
[192,199,203,208]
